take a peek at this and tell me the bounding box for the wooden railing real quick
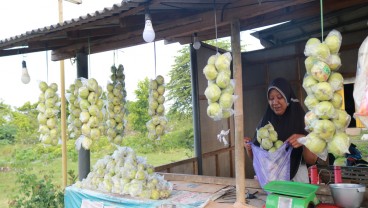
[154,146,235,177]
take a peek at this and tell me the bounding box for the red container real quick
[334,166,342,183]
[310,165,319,184]
[316,203,341,208]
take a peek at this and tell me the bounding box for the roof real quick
[0,0,367,61]
[251,2,368,48]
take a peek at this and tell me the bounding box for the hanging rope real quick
[45,50,49,83]
[113,50,116,67]
[154,41,157,77]
[213,0,218,53]
[320,0,324,41]
[117,50,120,65]
[88,37,91,78]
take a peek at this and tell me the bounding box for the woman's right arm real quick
[244,137,253,160]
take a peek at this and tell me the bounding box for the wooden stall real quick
[1,0,368,207]
[155,27,368,179]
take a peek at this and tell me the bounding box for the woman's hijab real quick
[254,77,307,179]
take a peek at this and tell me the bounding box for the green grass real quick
[349,129,368,157]
[0,171,13,208]
[0,142,192,208]
[142,148,193,166]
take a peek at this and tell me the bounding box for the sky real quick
[0,0,263,108]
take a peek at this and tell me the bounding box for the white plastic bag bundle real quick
[353,36,368,127]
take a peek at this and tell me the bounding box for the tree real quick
[0,101,12,125]
[126,78,150,133]
[166,39,232,119]
[10,102,39,143]
[166,46,192,118]
[0,101,39,144]
[0,101,17,143]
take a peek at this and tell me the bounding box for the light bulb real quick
[193,34,201,50]
[193,40,201,50]
[21,60,30,84]
[143,14,155,43]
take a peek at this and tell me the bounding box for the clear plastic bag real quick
[298,133,328,161]
[353,36,368,127]
[251,142,292,188]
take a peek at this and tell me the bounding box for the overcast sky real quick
[0,0,263,108]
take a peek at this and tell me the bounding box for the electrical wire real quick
[113,50,116,67]
[213,0,218,53]
[320,0,324,40]
[45,50,49,83]
[154,41,157,78]
[88,36,91,78]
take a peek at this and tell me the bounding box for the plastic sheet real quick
[64,186,212,208]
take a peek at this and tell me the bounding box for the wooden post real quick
[231,20,246,206]
[58,0,68,188]
[76,52,90,180]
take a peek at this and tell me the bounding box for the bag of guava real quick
[251,142,292,188]
[353,36,368,128]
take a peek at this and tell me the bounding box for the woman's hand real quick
[243,137,252,152]
[286,134,305,148]
[243,137,253,159]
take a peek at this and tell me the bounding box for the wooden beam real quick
[161,173,237,186]
[231,19,246,206]
[160,173,264,189]
[161,0,314,40]
[51,31,143,61]
[157,0,230,3]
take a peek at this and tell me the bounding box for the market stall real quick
[1,0,368,207]
[64,172,368,207]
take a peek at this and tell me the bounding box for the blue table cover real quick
[64,186,213,208]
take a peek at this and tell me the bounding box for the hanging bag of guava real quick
[72,78,105,150]
[106,64,127,145]
[66,78,84,140]
[299,29,351,164]
[146,75,168,140]
[203,52,237,121]
[37,81,61,146]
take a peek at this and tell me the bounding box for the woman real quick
[244,77,317,182]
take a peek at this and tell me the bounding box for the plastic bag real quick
[325,29,343,54]
[251,142,292,188]
[298,133,328,161]
[353,36,368,127]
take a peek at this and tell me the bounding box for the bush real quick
[160,127,194,152]
[90,136,115,158]
[0,125,16,144]
[122,133,157,154]
[13,148,39,166]
[8,170,64,208]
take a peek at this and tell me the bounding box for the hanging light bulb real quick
[21,60,31,84]
[143,10,155,43]
[193,33,201,50]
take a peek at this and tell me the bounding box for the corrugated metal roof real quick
[0,1,141,46]
[0,0,366,61]
[251,3,368,48]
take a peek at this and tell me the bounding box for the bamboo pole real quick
[231,20,246,206]
[58,0,68,188]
